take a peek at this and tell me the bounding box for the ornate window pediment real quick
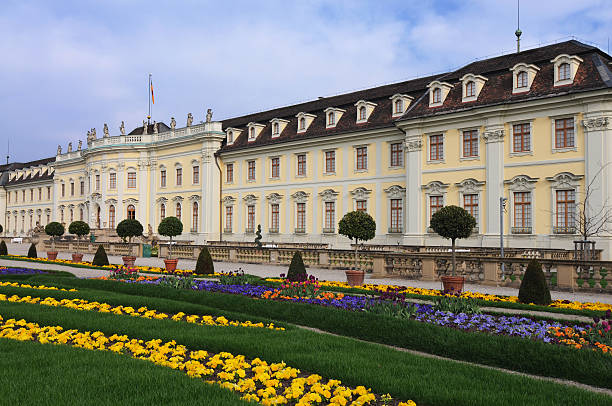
[170,196,183,202]
[384,185,406,199]
[223,196,236,206]
[545,172,582,189]
[266,192,283,204]
[105,198,118,205]
[291,191,309,203]
[90,192,102,201]
[188,194,201,202]
[422,181,449,194]
[319,188,339,202]
[351,187,372,200]
[122,198,139,205]
[504,174,538,191]
[243,194,258,205]
[156,197,168,204]
[455,178,485,194]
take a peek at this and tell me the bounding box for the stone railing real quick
[40,240,140,257]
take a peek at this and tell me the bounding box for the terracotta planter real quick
[440,275,465,294]
[71,253,84,263]
[122,255,136,267]
[47,251,58,260]
[345,269,365,286]
[164,259,179,273]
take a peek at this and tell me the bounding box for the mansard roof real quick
[218,40,611,153]
[128,122,171,135]
[1,156,55,186]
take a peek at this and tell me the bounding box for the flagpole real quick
[148,73,152,124]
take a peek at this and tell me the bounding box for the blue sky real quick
[1,0,610,163]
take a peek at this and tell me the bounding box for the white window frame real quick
[456,178,485,233]
[509,120,534,156]
[505,175,538,235]
[384,185,405,234]
[550,114,578,153]
[422,181,449,232]
[546,172,582,235]
[427,133,446,164]
[354,145,368,172]
[459,128,480,160]
[291,191,309,234]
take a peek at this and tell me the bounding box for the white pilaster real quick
[137,159,148,227]
[483,126,505,235]
[116,162,124,222]
[404,134,422,235]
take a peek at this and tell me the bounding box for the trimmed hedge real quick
[27,244,38,258]
[195,247,214,275]
[519,259,552,305]
[287,251,307,282]
[0,240,7,256]
[92,245,110,266]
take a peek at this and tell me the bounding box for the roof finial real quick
[515,0,522,53]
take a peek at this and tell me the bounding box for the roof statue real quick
[170,117,176,129]
[187,113,193,127]
[103,123,109,138]
[57,145,62,155]
[91,128,96,138]
[120,121,125,135]
[77,140,82,150]
[86,130,92,142]
[153,121,158,134]
[206,109,213,123]
[67,142,72,153]
[142,120,148,135]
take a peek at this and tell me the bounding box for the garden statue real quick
[120,121,126,135]
[170,117,176,129]
[206,108,213,123]
[187,113,193,127]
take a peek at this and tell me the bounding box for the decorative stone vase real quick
[122,255,136,267]
[47,251,58,260]
[345,269,365,286]
[440,275,465,293]
[164,259,178,273]
[71,253,84,263]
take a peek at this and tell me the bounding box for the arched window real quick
[394,99,403,114]
[176,203,182,220]
[127,204,135,220]
[299,117,306,130]
[192,202,198,232]
[273,122,279,135]
[70,208,74,223]
[465,81,475,97]
[227,131,233,143]
[432,88,441,103]
[558,63,570,81]
[109,205,116,228]
[328,112,335,126]
[359,106,366,120]
[160,203,166,220]
[79,208,84,221]
[517,71,528,88]
[249,127,255,139]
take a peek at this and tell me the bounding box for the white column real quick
[404,136,422,236]
[52,179,60,221]
[200,137,223,241]
[100,164,108,227]
[483,126,505,235]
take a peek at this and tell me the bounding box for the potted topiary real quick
[430,205,476,293]
[45,222,64,260]
[338,211,376,286]
[157,216,183,273]
[68,220,90,263]
[116,219,143,267]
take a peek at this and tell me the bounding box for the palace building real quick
[2,40,612,258]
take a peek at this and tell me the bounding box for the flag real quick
[150,81,155,104]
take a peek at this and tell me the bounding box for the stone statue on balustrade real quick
[57,145,62,155]
[206,109,213,123]
[67,142,73,153]
[187,113,193,127]
[153,121,158,134]
[120,121,125,135]
[87,131,92,143]
[142,120,148,135]
[77,140,82,150]
[103,123,109,138]
[170,117,176,129]
[91,128,96,139]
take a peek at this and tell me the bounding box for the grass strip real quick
[1,300,610,406]
[0,338,250,405]
[38,276,612,390]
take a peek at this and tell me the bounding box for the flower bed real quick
[0,281,77,292]
[0,267,47,276]
[0,315,415,406]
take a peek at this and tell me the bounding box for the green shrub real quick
[0,240,7,256]
[45,222,64,251]
[287,251,307,282]
[27,243,37,258]
[116,219,143,243]
[68,221,90,240]
[92,245,109,266]
[157,217,183,259]
[195,246,214,275]
[518,259,552,305]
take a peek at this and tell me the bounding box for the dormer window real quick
[551,54,582,86]
[459,74,487,102]
[354,100,377,123]
[224,127,242,145]
[389,94,413,117]
[427,81,453,107]
[268,118,289,139]
[465,81,475,97]
[228,131,234,143]
[273,123,279,135]
[324,107,346,129]
[295,112,317,133]
[510,63,540,94]
[249,128,255,139]
[246,122,266,142]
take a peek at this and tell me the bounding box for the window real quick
[356,147,367,170]
[328,112,335,126]
[30,189,33,200]
[390,199,402,232]
[296,203,306,232]
[324,202,335,232]
[299,117,306,130]
[227,131,234,144]
[109,173,116,189]
[516,71,528,88]
[325,151,335,173]
[225,206,233,232]
[192,202,198,232]
[160,169,167,187]
[160,203,165,221]
[61,184,65,197]
[70,182,74,196]
[79,207,83,221]
[47,187,51,199]
[394,99,403,114]
[359,106,366,121]
[297,154,306,176]
[226,163,234,183]
[80,181,84,195]
[429,195,443,219]
[271,157,280,178]
[356,200,367,212]
[95,175,100,191]
[46,214,50,224]
[558,63,570,81]
[176,168,182,186]
[70,208,74,223]
[463,194,479,227]
[127,172,136,189]
[247,161,256,181]
[429,135,444,161]
[513,123,530,153]
[249,127,255,140]
[247,205,255,232]
[513,192,531,233]
[193,166,199,184]
[556,190,575,232]
[108,205,116,229]
[270,204,279,232]
[273,122,279,136]
[22,190,25,201]
[462,130,478,157]
[432,88,441,103]
[555,118,574,149]
[176,203,181,220]
[390,143,403,167]
[127,204,135,220]
[465,81,475,97]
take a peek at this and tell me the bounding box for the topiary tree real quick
[0,240,7,256]
[338,211,376,271]
[69,221,90,242]
[27,243,37,258]
[255,224,262,248]
[430,205,476,276]
[116,219,143,244]
[287,251,307,282]
[195,246,214,275]
[157,216,183,259]
[518,259,552,305]
[92,244,110,266]
[45,222,65,251]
